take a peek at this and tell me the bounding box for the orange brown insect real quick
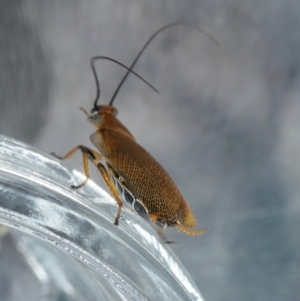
[52,23,215,240]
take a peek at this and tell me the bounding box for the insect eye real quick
[88,112,101,125]
[90,105,102,114]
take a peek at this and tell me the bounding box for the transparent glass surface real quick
[0,134,204,301]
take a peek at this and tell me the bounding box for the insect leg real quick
[52,145,101,189]
[149,213,173,244]
[97,163,123,226]
[157,228,174,244]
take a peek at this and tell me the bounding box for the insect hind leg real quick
[52,145,102,189]
[150,213,174,244]
[156,228,174,244]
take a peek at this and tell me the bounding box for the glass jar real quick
[0,135,204,301]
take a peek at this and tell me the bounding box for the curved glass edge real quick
[0,134,204,301]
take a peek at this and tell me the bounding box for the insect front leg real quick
[96,163,123,226]
[52,145,101,189]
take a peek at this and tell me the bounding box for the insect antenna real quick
[176,223,208,236]
[108,22,218,107]
[90,56,159,113]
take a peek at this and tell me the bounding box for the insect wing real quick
[96,128,185,221]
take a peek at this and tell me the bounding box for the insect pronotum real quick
[53,23,216,239]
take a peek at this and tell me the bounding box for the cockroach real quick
[53,23,215,239]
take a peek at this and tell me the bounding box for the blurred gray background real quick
[1,1,300,300]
